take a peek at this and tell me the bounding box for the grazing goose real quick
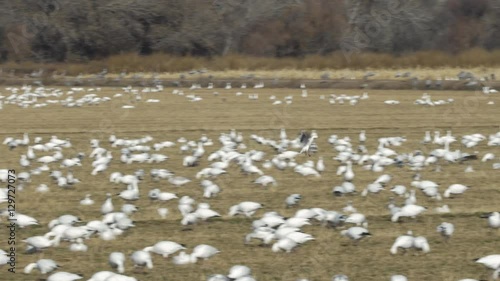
[413,236,430,253]
[157,208,169,219]
[481,212,500,228]
[190,244,220,262]
[391,204,427,222]
[23,235,59,253]
[24,259,60,274]
[345,213,368,227]
[228,265,252,279]
[390,231,415,254]
[148,189,178,201]
[474,255,500,279]
[109,252,125,273]
[172,251,192,265]
[272,238,298,253]
[143,241,186,258]
[229,202,263,217]
[437,222,454,241]
[342,201,357,213]
[341,227,371,244]
[285,194,302,208]
[69,238,88,252]
[101,193,114,214]
[444,184,470,198]
[2,212,39,228]
[80,194,94,205]
[47,272,83,281]
[130,250,153,269]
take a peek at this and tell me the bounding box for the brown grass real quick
[3,48,500,77]
[0,87,499,281]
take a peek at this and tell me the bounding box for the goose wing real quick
[299,131,310,146]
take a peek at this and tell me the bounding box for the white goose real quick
[444,184,470,198]
[69,238,88,252]
[101,193,114,214]
[130,250,153,269]
[229,202,263,217]
[190,244,220,262]
[24,259,60,274]
[390,231,414,254]
[474,254,500,279]
[143,241,186,258]
[109,252,125,273]
[272,238,298,253]
[47,272,83,281]
[391,204,427,222]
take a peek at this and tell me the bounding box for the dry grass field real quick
[0,86,499,281]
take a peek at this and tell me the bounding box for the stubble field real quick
[0,86,499,281]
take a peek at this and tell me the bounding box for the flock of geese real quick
[0,83,499,281]
[0,82,497,109]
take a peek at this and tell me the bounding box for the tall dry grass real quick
[2,49,500,77]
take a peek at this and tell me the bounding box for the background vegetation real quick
[1,0,500,72]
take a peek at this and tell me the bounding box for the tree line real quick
[0,0,499,63]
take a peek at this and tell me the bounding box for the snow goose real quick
[345,213,367,227]
[341,227,371,244]
[23,235,59,253]
[413,236,430,253]
[342,201,357,213]
[0,250,8,266]
[228,265,252,279]
[80,194,94,206]
[168,176,191,187]
[390,275,408,281]
[316,157,325,172]
[130,250,153,269]
[474,254,500,279]
[272,238,298,253]
[391,185,406,197]
[285,231,315,244]
[24,258,60,274]
[143,241,186,258]
[157,208,169,219]
[101,193,114,214]
[282,217,310,228]
[436,222,454,241]
[435,205,451,214]
[148,189,177,201]
[229,202,263,217]
[285,194,302,208]
[121,204,138,215]
[109,252,125,273]
[69,238,88,252]
[104,274,138,281]
[390,231,414,254]
[391,204,426,222]
[254,175,276,187]
[47,272,83,281]
[444,184,470,198]
[171,251,192,265]
[5,212,38,228]
[207,273,230,281]
[481,212,500,228]
[191,244,220,261]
